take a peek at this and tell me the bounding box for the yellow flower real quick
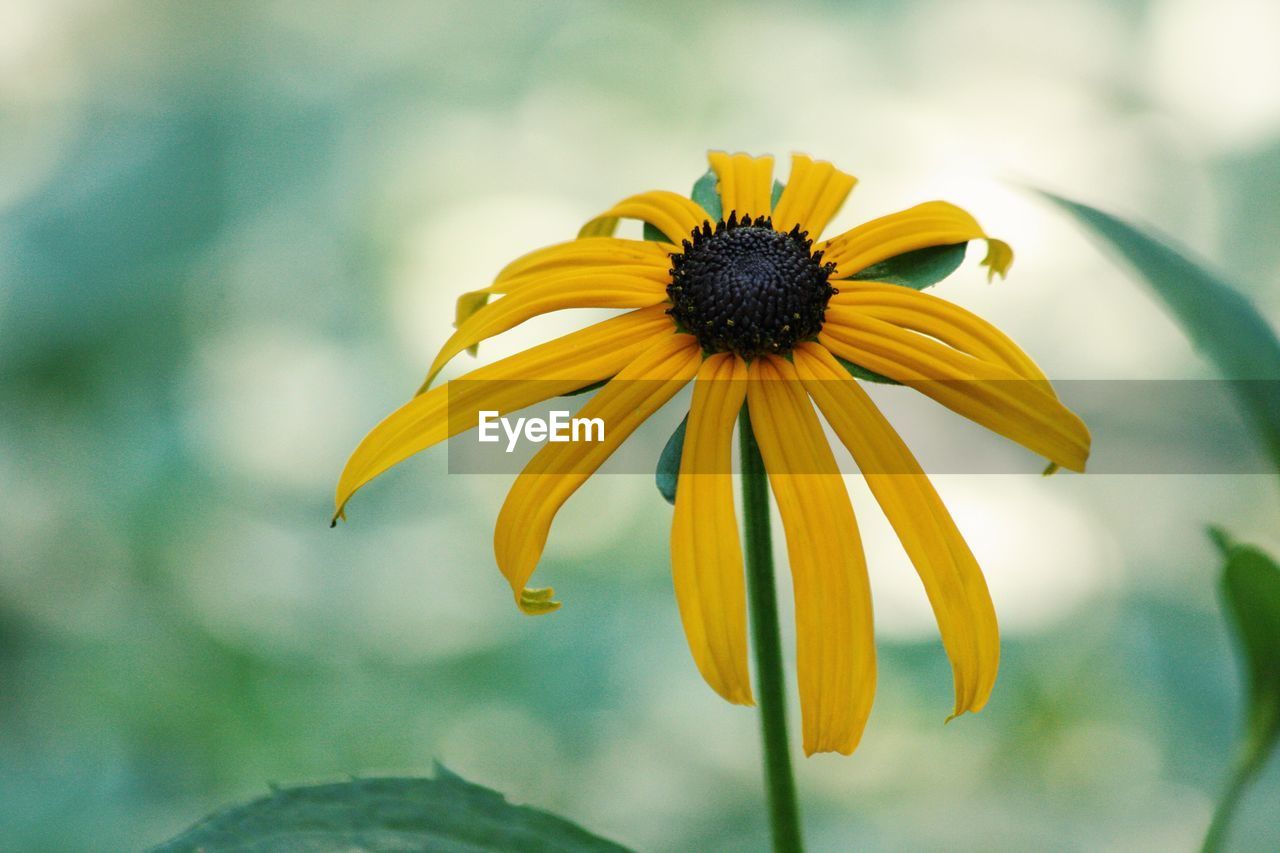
[334,152,1091,756]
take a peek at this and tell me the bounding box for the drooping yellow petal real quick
[334,305,674,521]
[494,334,702,613]
[794,343,999,718]
[820,308,1090,471]
[819,201,1013,281]
[579,190,711,243]
[747,355,876,756]
[422,271,669,389]
[708,151,775,221]
[771,154,858,240]
[672,353,752,706]
[830,281,1051,386]
[453,238,673,344]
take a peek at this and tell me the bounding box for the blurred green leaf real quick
[1202,530,1280,852]
[771,179,784,210]
[153,766,630,853]
[1213,530,1280,771]
[1037,191,1280,474]
[656,413,687,505]
[844,242,968,290]
[834,355,901,386]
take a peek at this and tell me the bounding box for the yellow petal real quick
[334,305,674,521]
[794,343,999,717]
[672,353,753,705]
[830,281,1051,386]
[747,355,876,755]
[579,190,711,243]
[453,238,673,347]
[496,236,673,284]
[820,308,1090,471]
[494,334,702,613]
[422,271,669,389]
[708,151,775,221]
[771,154,858,240]
[819,201,1014,281]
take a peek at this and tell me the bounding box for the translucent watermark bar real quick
[445,379,1278,475]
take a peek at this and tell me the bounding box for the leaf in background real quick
[656,413,688,505]
[844,242,968,290]
[771,179,785,210]
[1201,529,1280,851]
[153,766,630,853]
[1212,529,1280,774]
[1037,191,1280,475]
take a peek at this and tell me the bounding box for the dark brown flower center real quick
[667,213,837,358]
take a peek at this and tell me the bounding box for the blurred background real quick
[3,0,1279,849]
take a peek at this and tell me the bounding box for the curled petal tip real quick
[982,239,1014,281]
[946,696,990,724]
[518,586,561,615]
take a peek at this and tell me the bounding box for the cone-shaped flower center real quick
[667,213,837,358]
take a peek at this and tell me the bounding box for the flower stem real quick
[739,403,804,853]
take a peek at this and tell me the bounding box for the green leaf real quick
[691,169,722,222]
[834,355,901,385]
[1038,191,1280,475]
[153,766,630,853]
[1213,531,1280,773]
[844,242,968,290]
[656,413,688,505]
[771,179,784,210]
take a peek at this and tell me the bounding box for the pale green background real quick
[3,0,1279,850]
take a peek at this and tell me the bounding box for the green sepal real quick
[834,355,901,385]
[687,171,784,221]
[691,169,722,222]
[656,413,688,505]
[844,242,968,290]
[563,378,611,397]
[642,221,672,243]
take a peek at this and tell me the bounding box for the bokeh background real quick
[4,0,1280,849]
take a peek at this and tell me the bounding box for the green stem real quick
[739,404,804,853]
[1201,754,1261,853]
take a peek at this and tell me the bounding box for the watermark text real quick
[477,410,605,453]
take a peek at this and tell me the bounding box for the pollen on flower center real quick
[667,213,838,358]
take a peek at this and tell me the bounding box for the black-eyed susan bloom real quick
[334,152,1090,756]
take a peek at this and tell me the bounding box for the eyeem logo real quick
[477,410,605,453]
